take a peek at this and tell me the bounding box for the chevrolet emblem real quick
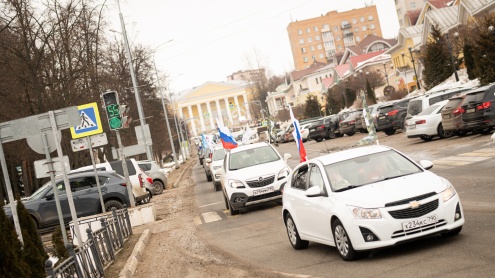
[258,177,263,182]
[409,201,420,209]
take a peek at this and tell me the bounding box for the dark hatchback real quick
[376,98,412,135]
[441,91,471,136]
[460,84,495,134]
[3,171,130,230]
[338,111,360,136]
[308,115,340,141]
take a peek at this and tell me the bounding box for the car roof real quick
[312,145,392,165]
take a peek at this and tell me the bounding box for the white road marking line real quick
[193,216,202,226]
[202,212,222,223]
[432,160,471,166]
[458,152,495,157]
[438,156,491,162]
[199,201,224,208]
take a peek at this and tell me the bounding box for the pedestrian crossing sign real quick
[70,102,103,139]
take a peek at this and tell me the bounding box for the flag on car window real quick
[216,118,238,149]
[289,105,307,163]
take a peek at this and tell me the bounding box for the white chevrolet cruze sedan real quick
[282,145,464,261]
[218,142,291,215]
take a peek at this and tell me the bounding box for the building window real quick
[356,36,360,42]
[370,24,375,30]
[301,47,306,53]
[317,44,322,50]
[368,15,374,21]
[306,27,311,33]
[310,45,315,51]
[315,35,320,41]
[298,29,303,35]
[319,53,324,58]
[303,56,308,62]
[336,35,341,41]
[362,26,367,31]
[314,26,318,32]
[410,2,416,9]
[342,20,349,25]
[312,55,316,60]
[338,44,342,50]
[334,26,339,31]
[299,38,304,44]
[354,27,359,33]
[308,36,313,42]
[315,77,319,84]
[352,18,357,24]
[323,24,329,29]
[360,16,365,22]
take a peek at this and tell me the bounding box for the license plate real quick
[253,186,274,196]
[444,114,451,119]
[407,124,416,129]
[402,214,438,231]
[467,108,475,113]
[379,116,385,120]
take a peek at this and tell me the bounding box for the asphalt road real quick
[193,130,495,277]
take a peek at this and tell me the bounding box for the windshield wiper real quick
[379,172,414,182]
[334,185,359,192]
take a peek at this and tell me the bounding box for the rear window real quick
[419,104,441,116]
[379,105,394,114]
[109,160,137,176]
[138,163,152,171]
[463,92,485,104]
[444,98,463,110]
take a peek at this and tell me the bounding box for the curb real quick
[118,229,151,278]
[173,160,194,188]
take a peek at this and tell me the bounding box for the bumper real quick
[212,169,222,184]
[226,178,288,209]
[406,124,438,138]
[344,195,464,251]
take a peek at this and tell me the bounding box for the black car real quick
[338,112,360,136]
[3,171,130,230]
[376,98,413,135]
[460,84,495,134]
[308,115,340,142]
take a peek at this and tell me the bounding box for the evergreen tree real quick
[366,78,377,105]
[304,95,321,118]
[345,88,357,107]
[463,44,478,80]
[0,208,30,278]
[326,86,343,114]
[16,199,48,278]
[473,25,495,84]
[422,25,452,89]
[52,226,69,264]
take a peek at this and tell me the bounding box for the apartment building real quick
[287,5,382,71]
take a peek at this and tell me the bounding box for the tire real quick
[315,138,323,142]
[199,158,203,166]
[229,201,239,216]
[479,127,493,135]
[346,131,355,136]
[437,123,453,139]
[206,172,212,182]
[285,213,309,250]
[223,193,229,210]
[456,130,468,137]
[153,180,164,195]
[441,226,462,237]
[384,128,396,135]
[333,219,358,261]
[327,131,336,139]
[214,182,221,192]
[420,135,434,141]
[105,200,123,212]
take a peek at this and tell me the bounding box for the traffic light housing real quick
[119,105,132,128]
[102,91,122,130]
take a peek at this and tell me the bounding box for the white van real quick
[406,87,474,120]
[71,158,151,204]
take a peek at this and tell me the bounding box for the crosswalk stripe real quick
[202,212,222,223]
[438,156,491,162]
[432,160,471,166]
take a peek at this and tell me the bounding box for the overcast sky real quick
[107,0,399,93]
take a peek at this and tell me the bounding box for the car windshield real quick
[213,149,226,161]
[28,182,53,200]
[323,150,422,191]
[229,145,280,170]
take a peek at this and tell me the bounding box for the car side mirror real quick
[419,160,433,170]
[283,153,292,163]
[45,193,54,200]
[305,186,323,197]
[206,158,211,163]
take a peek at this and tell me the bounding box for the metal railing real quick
[45,206,132,278]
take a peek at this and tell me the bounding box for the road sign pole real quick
[116,130,135,207]
[0,142,23,244]
[42,133,68,245]
[49,111,83,247]
[87,136,106,213]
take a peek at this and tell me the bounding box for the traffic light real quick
[101,91,122,130]
[119,105,132,128]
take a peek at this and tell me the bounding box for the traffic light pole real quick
[116,130,135,207]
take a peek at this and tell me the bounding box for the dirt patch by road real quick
[105,157,285,278]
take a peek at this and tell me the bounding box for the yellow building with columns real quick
[175,80,253,136]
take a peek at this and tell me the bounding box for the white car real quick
[405,100,453,141]
[282,145,464,261]
[209,145,227,191]
[217,142,292,215]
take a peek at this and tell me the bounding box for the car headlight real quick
[213,166,222,170]
[348,206,382,219]
[228,179,245,189]
[277,166,290,180]
[441,182,457,202]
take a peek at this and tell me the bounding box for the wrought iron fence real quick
[45,206,132,278]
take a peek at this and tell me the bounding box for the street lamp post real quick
[116,0,153,160]
[445,33,460,82]
[382,62,390,87]
[407,47,421,89]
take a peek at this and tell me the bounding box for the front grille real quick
[246,191,281,203]
[388,199,439,219]
[246,175,275,188]
[391,219,447,238]
[385,192,436,207]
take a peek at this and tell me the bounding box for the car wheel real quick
[478,127,493,135]
[153,180,164,195]
[346,132,355,136]
[456,130,468,137]
[441,226,462,237]
[327,131,336,139]
[420,135,434,141]
[206,172,212,182]
[105,200,123,212]
[333,219,358,261]
[437,123,453,139]
[214,182,222,192]
[315,138,323,142]
[384,128,395,135]
[199,158,203,166]
[229,201,239,216]
[285,213,309,250]
[223,193,229,210]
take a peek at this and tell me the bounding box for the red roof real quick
[334,64,350,78]
[427,0,452,9]
[406,9,422,26]
[290,61,328,81]
[349,50,385,68]
[322,77,334,88]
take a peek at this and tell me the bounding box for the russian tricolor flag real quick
[216,118,238,150]
[289,105,307,163]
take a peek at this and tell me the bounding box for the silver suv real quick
[137,160,168,194]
